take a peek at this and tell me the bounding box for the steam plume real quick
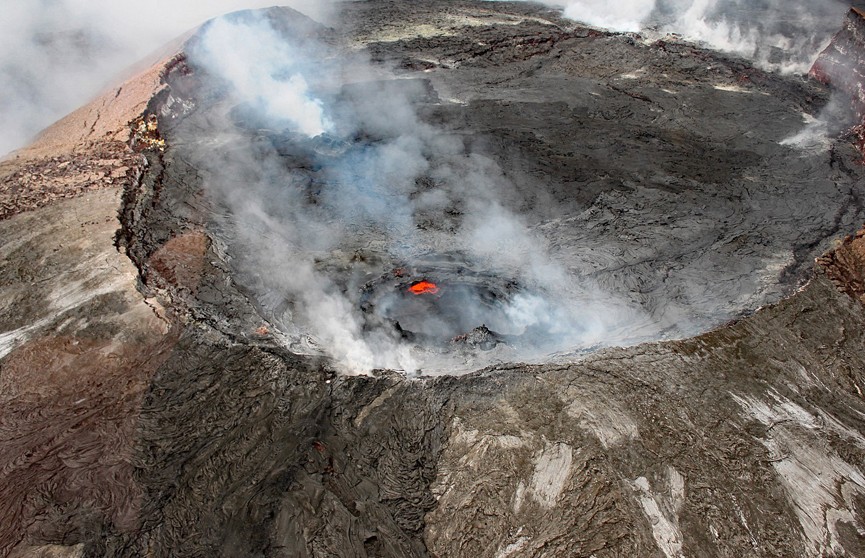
[184,11,647,373]
[522,0,851,73]
[0,0,338,157]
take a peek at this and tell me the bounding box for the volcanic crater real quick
[3,1,865,557]
[144,2,865,373]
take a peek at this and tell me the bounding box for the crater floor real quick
[161,1,864,372]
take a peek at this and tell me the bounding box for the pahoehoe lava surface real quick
[1,1,865,557]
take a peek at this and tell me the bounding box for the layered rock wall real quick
[811,8,865,156]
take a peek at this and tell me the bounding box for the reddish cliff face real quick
[818,226,865,305]
[811,8,865,157]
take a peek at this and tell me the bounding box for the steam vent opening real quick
[151,2,865,375]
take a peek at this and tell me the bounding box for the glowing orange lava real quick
[408,280,440,295]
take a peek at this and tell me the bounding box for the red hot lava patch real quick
[408,280,440,295]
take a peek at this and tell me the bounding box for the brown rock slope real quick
[0,51,177,557]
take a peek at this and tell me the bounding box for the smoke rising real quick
[194,17,333,137]
[9,2,855,374]
[0,0,338,157]
[7,0,849,158]
[562,0,655,32]
[182,10,647,374]
[523,0,851,73]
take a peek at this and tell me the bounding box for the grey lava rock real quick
[452,324,501,351]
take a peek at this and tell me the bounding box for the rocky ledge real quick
[811,7,865,159]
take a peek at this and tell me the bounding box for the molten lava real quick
[408,280,440,295]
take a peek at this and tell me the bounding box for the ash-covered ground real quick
[2,1,865,557]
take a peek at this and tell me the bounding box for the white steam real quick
[562,0,655,32]
[185,12,646,374]
[195,18,332,137]
[188,14,424,373]
[0,0,338,157]
[516,0,850,74]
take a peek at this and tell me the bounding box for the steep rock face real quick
[0,45,178,219]
[820,228,865,305]
[811,8,865,110]
[811,8,865,157]
[1,2,865,558]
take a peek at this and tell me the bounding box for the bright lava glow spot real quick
[408,280,440,295]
